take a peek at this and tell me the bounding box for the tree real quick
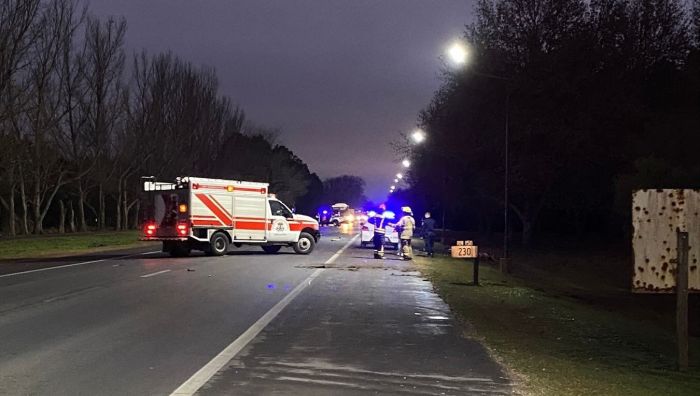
[0,5,324,236]
[322,176,367,208]
[18,0,84,234]
[408,0,698,246]
[0,0,41,235]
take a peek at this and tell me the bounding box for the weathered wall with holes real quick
[632,189,700,293]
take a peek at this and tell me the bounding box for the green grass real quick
[0,231,148,260]
[416,255,700,396]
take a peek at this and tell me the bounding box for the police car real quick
[359,211,400,249]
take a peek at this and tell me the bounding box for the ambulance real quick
[141,176,320,257]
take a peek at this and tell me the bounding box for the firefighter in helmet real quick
[394,206,416,260]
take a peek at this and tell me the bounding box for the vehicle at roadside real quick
[141,176,320,257]
[329,203,356,226]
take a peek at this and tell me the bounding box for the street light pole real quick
[502,89,510,272]
[445,40,513,270]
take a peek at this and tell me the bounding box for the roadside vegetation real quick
[0,231,146,260]
[398,0,700,247]
[0,0,327,237]
[416,250,700,396]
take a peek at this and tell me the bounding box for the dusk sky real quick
[88,0,475,202]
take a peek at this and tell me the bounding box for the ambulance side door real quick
[233,194,267,241]
[267,199,296,242]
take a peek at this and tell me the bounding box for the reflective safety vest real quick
[371,215,386,234]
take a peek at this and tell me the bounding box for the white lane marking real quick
[140,269,171,278]
[0,251,161,279]
[170,234,359,396]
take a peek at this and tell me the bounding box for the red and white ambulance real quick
[141,176,320,257]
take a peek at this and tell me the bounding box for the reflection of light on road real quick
[339,223,353,234]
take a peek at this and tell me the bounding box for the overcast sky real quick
[87,0,475,202]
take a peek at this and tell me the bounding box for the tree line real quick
[0,0,323,236]
[403,0,700,246]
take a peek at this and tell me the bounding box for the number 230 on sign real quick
[451,245,478,258]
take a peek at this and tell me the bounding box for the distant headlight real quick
[345,214,355,222]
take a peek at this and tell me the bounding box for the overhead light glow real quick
[402,159,411,168]
[396,173,403,179]
[447,41,468,65]
[411,129,426,143]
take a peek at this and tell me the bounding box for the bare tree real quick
[0,0,41,236]
[17,0,83,234]
[78,16,126,230]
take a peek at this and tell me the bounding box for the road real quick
[0,227,511,395]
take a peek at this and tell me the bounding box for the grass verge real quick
[0,231,149,260]
[415,255,700,396]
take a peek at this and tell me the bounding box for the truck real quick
[140,176,320,257]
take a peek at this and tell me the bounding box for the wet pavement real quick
[198,245,512,395]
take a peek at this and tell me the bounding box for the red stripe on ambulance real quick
[195,193,232,225]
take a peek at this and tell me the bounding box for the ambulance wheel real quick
[261,245,281,254]
[208,232,229,256]
[293,232,315,255]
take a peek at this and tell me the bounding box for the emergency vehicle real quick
[141,176,320,257]
[329,203,355,226]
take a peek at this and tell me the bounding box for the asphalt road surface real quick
[0,227,511,395]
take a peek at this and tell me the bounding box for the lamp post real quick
[447,39,512,269]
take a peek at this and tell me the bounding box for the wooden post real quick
[499,257,509,273]
[473,256,480,286]
[676,230,689,371]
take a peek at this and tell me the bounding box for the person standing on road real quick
[371,211,387,259]
[422,212,436,257]
[395,207,415,261]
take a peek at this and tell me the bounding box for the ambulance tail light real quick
[177,222,189,236]
[144,223,157,236]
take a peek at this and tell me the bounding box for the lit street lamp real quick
[394,178,399,183]
[447,41,468,66]
[402,159,411,168]
[446,39,512,270]
[411,129,426,144]
[396,173,403,179]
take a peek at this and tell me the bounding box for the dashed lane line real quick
[140,269,172,278]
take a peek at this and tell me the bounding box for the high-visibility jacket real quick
[370,214,386,234]
[396,215,415,239]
